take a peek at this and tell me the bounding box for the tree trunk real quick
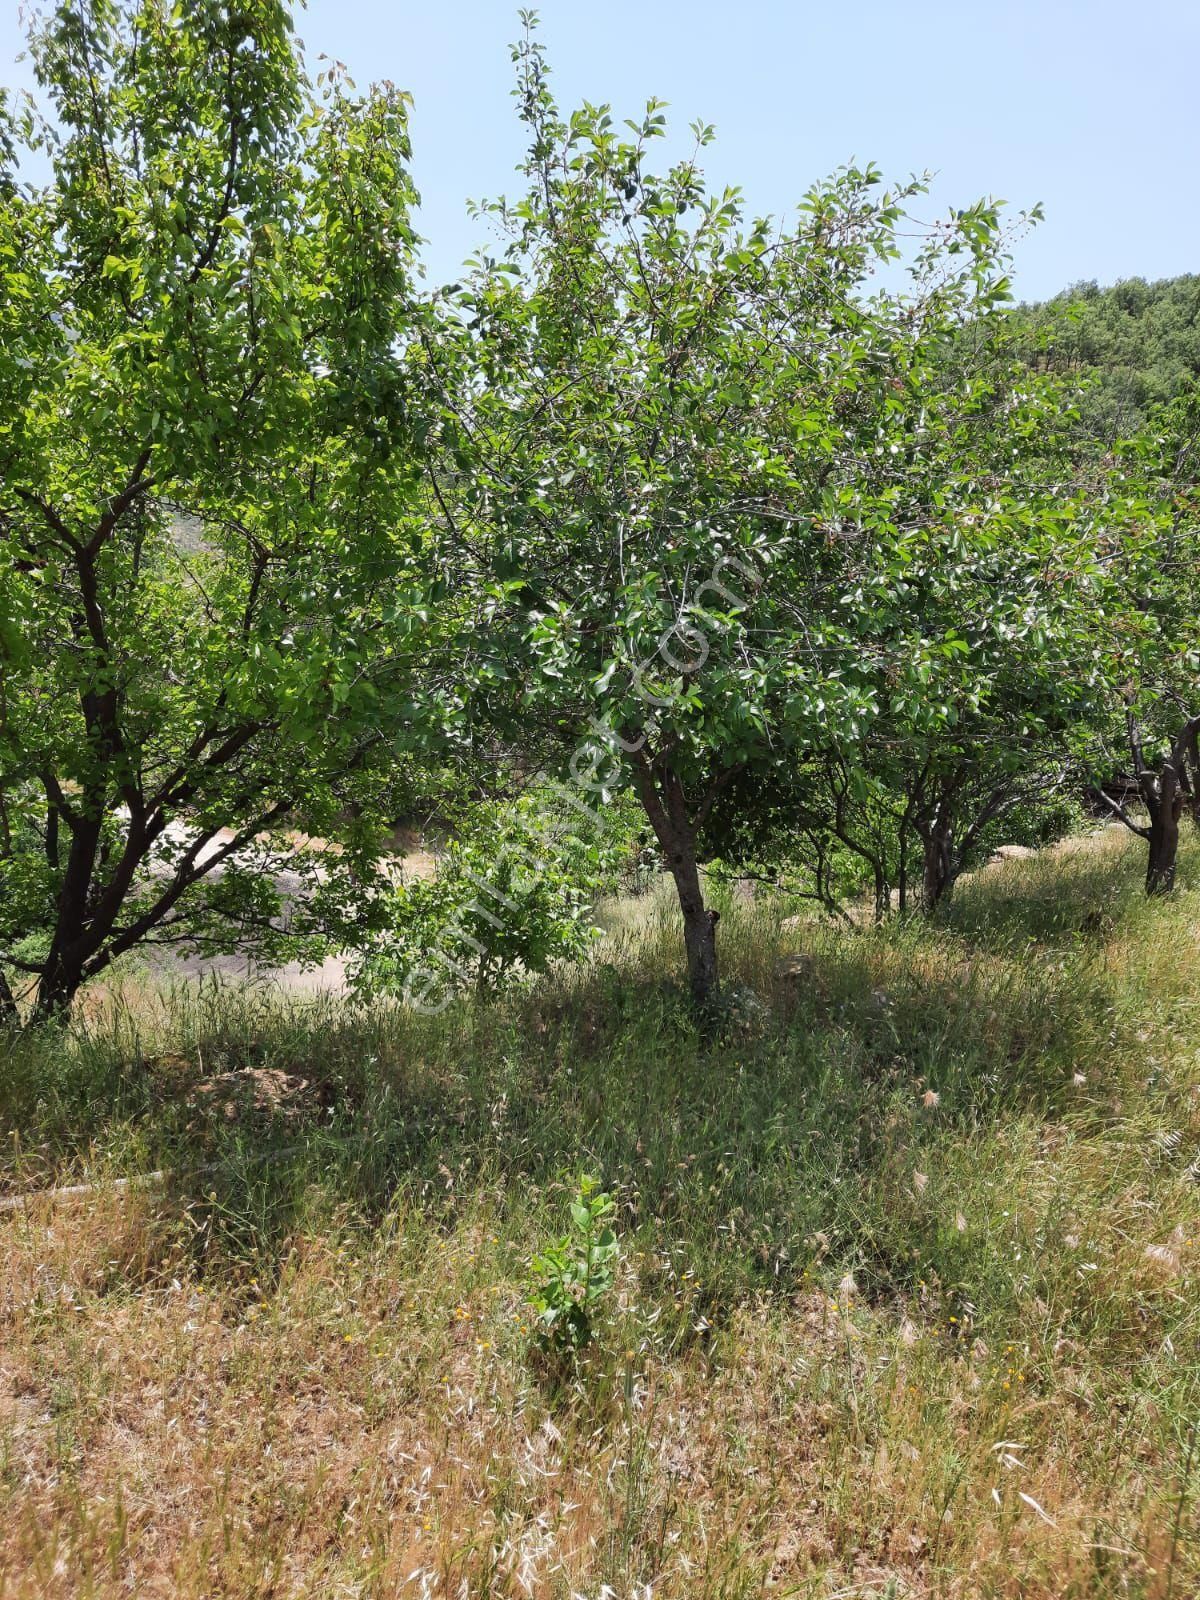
[0,968,20,1029]
[629,753,720,1009]
[1137,733,1189,897]
[1145,770,1182,896]
[28,811,103,1025]
[1146,812,1179,894]
[675,856,719,1009]
[30,950,84,1026]
[1095,711,1200,895]
[1126,711,1200,896]
[920,822,956,915]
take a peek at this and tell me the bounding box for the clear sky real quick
[3,0,1197,302]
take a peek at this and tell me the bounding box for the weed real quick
[526,1174,620,1353]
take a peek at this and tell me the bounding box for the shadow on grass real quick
[2,829,1197,1319]
[946,825,1157,949]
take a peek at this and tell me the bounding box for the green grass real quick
[0,827,1197,1597]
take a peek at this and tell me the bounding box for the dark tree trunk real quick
[629,752,720,1009]
[28,807,103,1024]
[1146,811,1179,894]
[1124,710,1199,897]
[920,821,956,915]
[1144,770,1182,896]
[0,968,20,1029]
[30,950,85,1026]
[676,861,719,1009]
[897,823,908,916]
[913,782,960,918]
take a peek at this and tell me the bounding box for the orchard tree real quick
[820,322,1118,918]
[866,474,1112,919]
[729,354,1114,921]
[704,473,1111,924]
[0,0,436,1024]
[1102,700,1200,893]
[423,18,1047,1008]
[1083,428,1200,894]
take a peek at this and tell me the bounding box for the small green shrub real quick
[527,1175,620,1351]
[352,793,637,1004]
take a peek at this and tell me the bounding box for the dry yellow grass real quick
[0,828,1197,1598]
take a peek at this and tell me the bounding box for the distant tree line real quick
[1012,273,1200,443]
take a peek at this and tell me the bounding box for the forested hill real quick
[1012,272,1200,439]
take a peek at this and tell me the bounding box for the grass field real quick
[1,827,1197,1598]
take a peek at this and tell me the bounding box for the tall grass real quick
[0,828,1197,1597]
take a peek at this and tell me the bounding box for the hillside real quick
[1012,273,1200,440]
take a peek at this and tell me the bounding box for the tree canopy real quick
[414,19,1114,1004]
[0,0,438,1020]
[1,2,1197,1025]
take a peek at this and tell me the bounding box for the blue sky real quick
[3,0,1197,301]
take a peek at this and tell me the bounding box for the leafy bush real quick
[527,1175,620,1352]
[352,793,636,1004]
